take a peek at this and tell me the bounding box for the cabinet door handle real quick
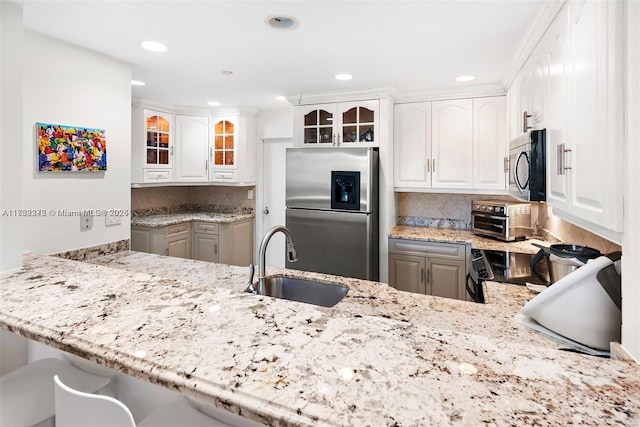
[426,268,430,284]
[557,143,572,175]
[214,244,218,255]
[170,147,174,157]
[205,159,208,170]
[337,133,341,146]
[421,268,425,283]
[504,156,509,173]
[426,158,430,173]
[432,159,436,173]
[523,111,532,133]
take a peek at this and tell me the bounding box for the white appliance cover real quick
[520,256,621,350]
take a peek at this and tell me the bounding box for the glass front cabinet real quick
[209,113,256,184]
[294,100,379,147]
[145,111,172,168]
[131,102,256,185]
[132,107,174,184]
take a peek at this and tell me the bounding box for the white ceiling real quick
[20,0,545,110]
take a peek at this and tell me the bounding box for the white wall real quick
[0,1,24,272]
[22,31,132,255]
[257,107,292,139]
[622,0,640,363]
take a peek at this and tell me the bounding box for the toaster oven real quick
[471,200,532,241]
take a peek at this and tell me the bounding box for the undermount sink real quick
[258,276,348,307]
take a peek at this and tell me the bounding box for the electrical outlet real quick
[247,189,254,200]
[105,214,122,226]
[80,214,93,231]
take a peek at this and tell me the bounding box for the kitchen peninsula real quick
[1,251,639,426]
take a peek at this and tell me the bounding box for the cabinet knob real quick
[263,207,270,215]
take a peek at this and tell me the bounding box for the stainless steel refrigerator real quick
[285,147,378,281]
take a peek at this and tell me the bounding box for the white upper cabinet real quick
[473,97,507,190]
[509,0,624,241]
[395,97,505,192]
[545,4,571,209]
[174,115,209,182]
[131,108,173,184]
[431,99,473,189]
[131,100,257,186]
[394,103,432,188]
[210,113,257,184]
[294,100,379,147]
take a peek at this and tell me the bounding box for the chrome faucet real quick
[248,225,298,295]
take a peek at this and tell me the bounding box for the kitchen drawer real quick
[389,238,466,261]
[165,222,191,238]
[142,168,172,183]
[211,170,236,182]
[194,222,219,235]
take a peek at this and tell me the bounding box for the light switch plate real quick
[105,214,122,226]
[247,189,254,200]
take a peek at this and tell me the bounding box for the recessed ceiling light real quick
[335,73,353,81]
[131,80,146,86]
[221,70,234,76]
[141,41,168,52]
[207,101,221,106]
[456,75,475,82]
[274,95,287,101]
[266,15,299,30]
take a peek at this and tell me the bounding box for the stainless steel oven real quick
[471,200,532,242]
[509,129,546,201]
[466,249,549,303]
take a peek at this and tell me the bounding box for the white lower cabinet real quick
[388,238,468,302]
[132,218,253,266]
[193,222,219,263]
[131,223,192,259]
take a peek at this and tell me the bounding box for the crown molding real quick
[500,0,566,91]
[394,83,505,104]
[131,97,258,117]
[286,86,396,105]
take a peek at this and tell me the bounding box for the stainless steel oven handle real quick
[514,151,529,194]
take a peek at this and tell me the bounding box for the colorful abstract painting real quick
[37,122,107,172]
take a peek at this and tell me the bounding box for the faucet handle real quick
[245,264,257,294]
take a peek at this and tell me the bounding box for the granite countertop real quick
[390,226,555,254]
[132,212,254,228]
[1,252,639,426]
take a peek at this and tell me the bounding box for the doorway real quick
[257,138,292,268]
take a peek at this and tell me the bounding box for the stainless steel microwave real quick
[508,129,546,201]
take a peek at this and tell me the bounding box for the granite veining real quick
[390,225,554,254]
[1,252,639,426]
[396,216,470,229]
[53,239,130,261]
[132,212,254,228]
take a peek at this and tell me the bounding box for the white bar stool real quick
[54,375,231,427]
[0,357,111,427]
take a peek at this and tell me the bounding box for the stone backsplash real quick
[132,186,255,216]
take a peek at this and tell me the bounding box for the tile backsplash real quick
[397,192,621,254]
[132,186,255,215]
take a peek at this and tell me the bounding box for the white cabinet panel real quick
[431,99,473,189]
[393,103,432,188]
[294,100,379,148]
[473,97,506,190]
[175,115,209,182]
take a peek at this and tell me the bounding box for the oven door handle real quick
[465,273,484,303]
[514,151,530,194]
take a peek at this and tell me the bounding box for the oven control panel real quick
[469,248,494,281]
